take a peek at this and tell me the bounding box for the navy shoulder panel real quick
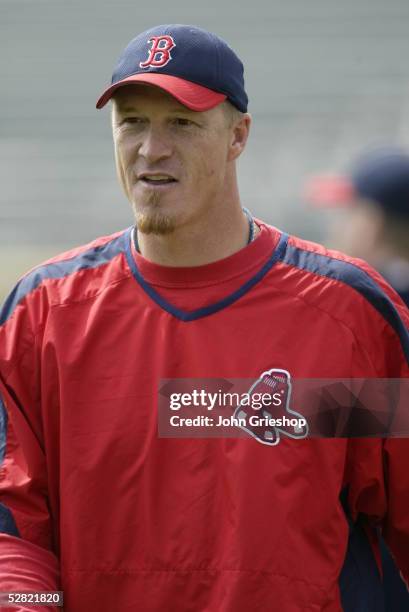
[0,232,126,326]
[282,244,409,365]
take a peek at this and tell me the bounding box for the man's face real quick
[111,84,246,235]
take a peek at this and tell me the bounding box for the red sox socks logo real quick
[139,35,176,69]
[234,369,309,446]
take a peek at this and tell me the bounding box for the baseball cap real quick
[305,147,409,218]
[96,24,248,112]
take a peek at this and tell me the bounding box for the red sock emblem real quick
[139,36,176,69]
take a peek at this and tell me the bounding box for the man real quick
[305,147,409,609]
[0,24,408,611]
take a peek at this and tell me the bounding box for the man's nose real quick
[138,125,173,163]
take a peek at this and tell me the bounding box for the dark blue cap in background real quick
[349,147,409,218]
[305,146,409,219]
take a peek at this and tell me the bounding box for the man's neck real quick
[136,205,257,267]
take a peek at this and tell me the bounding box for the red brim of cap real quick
[303,175,356,208]
[96,73,226,111]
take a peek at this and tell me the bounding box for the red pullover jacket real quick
[0,222,408,611]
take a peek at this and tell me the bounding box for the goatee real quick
[133,191,176,236]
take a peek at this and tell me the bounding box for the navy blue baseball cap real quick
[349,148,409,217]
[306,147,409,218]
[96,24,248,112]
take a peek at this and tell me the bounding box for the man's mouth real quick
[139,173,177,185]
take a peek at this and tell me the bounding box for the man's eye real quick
[121,117,144,125]
[173,118,194,127]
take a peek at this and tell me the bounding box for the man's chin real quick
[134,210,177,236]
[131,189,178,236]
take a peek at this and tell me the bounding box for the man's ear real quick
[228,113,251,162]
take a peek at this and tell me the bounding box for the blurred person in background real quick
[306,146,409,610]
[306,146,409,307]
